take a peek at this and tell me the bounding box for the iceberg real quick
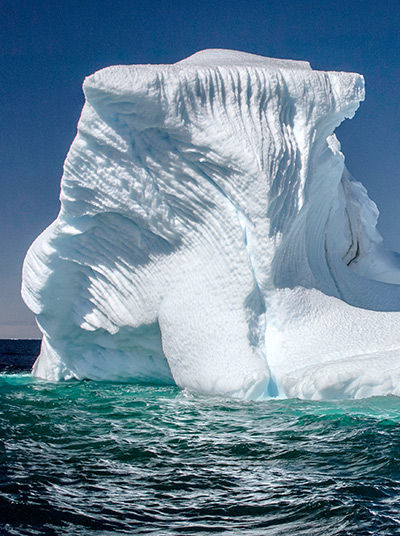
[22,49,400,400]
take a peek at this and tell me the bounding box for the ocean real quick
[1,340,400,535]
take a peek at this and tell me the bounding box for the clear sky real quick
[1,0,399,338]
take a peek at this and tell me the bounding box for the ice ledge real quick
[83,48,364,117]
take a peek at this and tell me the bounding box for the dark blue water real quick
[0,340,40,374]
[1,341,400,535]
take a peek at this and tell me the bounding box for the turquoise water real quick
[1,371,400,535]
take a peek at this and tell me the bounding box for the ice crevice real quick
[22,49,400,400]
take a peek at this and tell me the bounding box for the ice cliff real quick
[22,49,400,400]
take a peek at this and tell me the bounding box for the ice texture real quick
[22,49,400,400]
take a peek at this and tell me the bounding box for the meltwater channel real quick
[1,341,400,536]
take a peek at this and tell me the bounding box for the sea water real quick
[1,341,400,535]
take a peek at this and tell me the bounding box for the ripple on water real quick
[1,374,400,535]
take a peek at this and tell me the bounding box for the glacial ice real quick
[22,49,400,400]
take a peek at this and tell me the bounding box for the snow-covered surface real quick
[177,48,311,70]
[22,49,400,400]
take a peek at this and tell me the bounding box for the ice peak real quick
[176,48,312,70]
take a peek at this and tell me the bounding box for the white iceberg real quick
[22,49,400,400]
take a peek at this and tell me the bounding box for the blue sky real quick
[1,0,399,337]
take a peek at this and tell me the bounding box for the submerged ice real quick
[22,49,400,400]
